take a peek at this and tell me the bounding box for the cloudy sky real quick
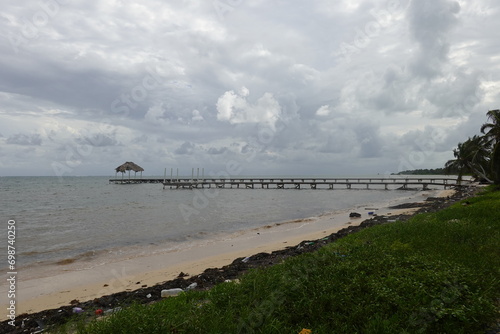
[1,0,499,177]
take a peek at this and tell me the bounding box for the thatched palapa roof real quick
[115,161,144,173]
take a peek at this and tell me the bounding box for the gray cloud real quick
[76,134,119,147]
[354,122,384,158]
[175,142,195,155]
[0,0,498,176]
[6,133,42,146]
[407,0,461,78]
[207,147,227,155]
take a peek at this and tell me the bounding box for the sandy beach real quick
[1,188,455,318]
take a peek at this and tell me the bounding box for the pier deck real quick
[154,177,465,190]
[109,177,467,190]
[108,178,165,184]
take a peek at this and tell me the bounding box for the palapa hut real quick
[115,161,144,179]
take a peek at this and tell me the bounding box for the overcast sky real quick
[1,0,499,177]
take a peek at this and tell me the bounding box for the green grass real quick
[56,187,499,334]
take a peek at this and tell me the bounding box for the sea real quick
[0,175,441,276]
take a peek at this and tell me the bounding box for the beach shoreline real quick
[0,186,473,330]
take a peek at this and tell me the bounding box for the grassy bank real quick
[59,187,499,334]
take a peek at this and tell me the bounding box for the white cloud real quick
[315,105,330,116]
[192,109,204,121]
[239,86,250,97]
[144,103,166,123]
[216,87,282,129]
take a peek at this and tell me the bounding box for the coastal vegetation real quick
[446,109,500,184]
[394,168,447,175]
[55,186,500,334]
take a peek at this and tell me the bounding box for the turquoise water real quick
[0,176,427,271]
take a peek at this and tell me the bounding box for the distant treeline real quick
[393,168,452,175]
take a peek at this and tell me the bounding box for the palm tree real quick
[481,109,500,184]
[481,109,500,141]
[445,135,493,183]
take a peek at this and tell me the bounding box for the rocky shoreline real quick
[1,186,479,334]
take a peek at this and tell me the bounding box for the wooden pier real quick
[154,177,466,190]
[109,178,165,184]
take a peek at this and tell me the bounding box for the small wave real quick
[290,218,315,223]
[51,250,100,266]
[56,258,76,265]
[20,246,78,257]
[266,218,315,228]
